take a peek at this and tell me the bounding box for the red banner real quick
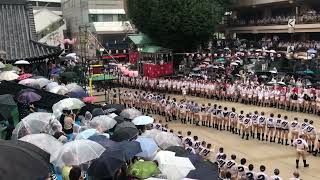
[129,51,139,64]
[143,63,174,78]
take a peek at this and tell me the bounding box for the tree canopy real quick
[127,0,228,52]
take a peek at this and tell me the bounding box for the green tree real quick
[127,0,228,51]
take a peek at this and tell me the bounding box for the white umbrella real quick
[49,85,69,95]
[90,115,117,131]
[154,151,195,180]
[18,79,38,86]
[230,62,238,66]
[132,116,154,125]
[66,83,83,92]
[142,129,162,139]
[154,131,182,149]
[52,98,85,117]
[45,82,59,91]
[36,78,51,88]
[0,71,18,81]
[66,53,76,57]
[12,112,56,139]
[0,62,5,69]
[14,60,30,65]
[269,50,276,53]
[19,134,63,155]
[50,139,105,168]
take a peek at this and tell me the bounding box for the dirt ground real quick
[94,88,320,180]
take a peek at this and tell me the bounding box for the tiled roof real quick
[0,0,62,62]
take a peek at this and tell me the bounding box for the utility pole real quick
[79,25,90,87]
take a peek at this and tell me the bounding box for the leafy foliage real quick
[127,0,227,51]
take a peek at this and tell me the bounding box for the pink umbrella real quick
[83,96,97,103]
[128,71,134,77]
[132,71,139,77]
[123,69,130,76]
[120,67,126,72]
[18,73,33,80]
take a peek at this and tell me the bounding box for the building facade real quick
[223,0,320,41]
[29,0,62,15]
[62,0,134,59]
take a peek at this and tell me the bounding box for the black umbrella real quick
[187,160,219,180]
[87,150,126,179]
[166,146,188,156]
[92,108,105,117]
[0,94,17,119]
[114,116,125,124]
[103,104,126,115]
[115,121,136,131]
[88,135,119,150]
[111,127,139,142]
[117,141,142,161]
[0,140,50,180]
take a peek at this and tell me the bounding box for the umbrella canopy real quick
[35,78,51,88]
[136,137,159,159]
[14,60,30,65]
[157,155,195,180]
[117,141,142,161]
[45,82,59,91]
[111,122,139,142]
[230,62,238,66]
[0,140,50,180]
[92,108,105,117]
[166,146,188,157]
[49,85,69,95]
[90,115,117,131]
[103,104,126,115]
[87,150,126,179]
[68,90,88,98]
[75,128,99,140]
[154,131,182,149]
[129,161,161,179]
[12,112,55,139]
[187,161,219,180]
[0,94,17,119]
[17,73,33,80]
[60,72,77,81]
[18,78,39,88]
[66,83,83,92]
[50,139,105,168]
[0,71,19,81]
[52,98,85,117]
[19,134,63,156]
[142,129,162,139]
[88,135,119,149]
[307,48,317,54]
[120,108,142,120]
[16,89,41,104]
[0,62,5,69]
[114,116,126,124]
[132,116,154,125]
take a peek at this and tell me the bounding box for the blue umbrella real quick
[117,141,142,161]
[16,89,41,104]
[307,49,317,54]
[75,129,99,140]
[132,116,154,125]
[68,91,88,98]
[88,135,119,149]
[135,137,159,159]
[187,161,219,180]
[87,150,126,179]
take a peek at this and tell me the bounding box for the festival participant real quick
[211,104,218,130]
[181,86,187,100]
[242,114,252,140]
[258,87,264,106]
[251,111,259,138]
[200,104,207,127]
[245,164,256,180]
[255,165,269,180]
[270,168,282,180]
[215,147,226,162]
[281,116,290,145]
[224,154,238,180]
[316,93,320,114]
[290,117,300,145]
[200,143,212,160]
[185,141,196,154]
[179,101,187,124]
[293,135,309,168]
[237,158,248,180]
[300,119,309,137]
[313,130,320,156]
[197,141,207,154]
[183,131,193,147]
[289,171,300,180]
[164,101,172,122]
[238,110,245,136]
[274,114,283,144]
[205,103,212,127]
[218,154,227,179]
[304,120,316,153]
[223,107,229,131]
[279,88,286,109]
[192,103,201,126]
[266,113,275,142]
[229,107,238,134]
[257,112,266,141]
[217,105,223,130]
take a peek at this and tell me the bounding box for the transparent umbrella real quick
[158,156,195,180]
[154,131,182,149]
[49,85,69,95]
[36,78,51,88]
[90,115,117,131]
[12,112,56,139]
[50,139,105,168]
[120,108,142,120]
[142,129,162,139]
[136,137,159,160]
[52,98,85,117]
[132,116,154,125]
[19,134,63,156]
[45,82,59,91]
[75,128,99,140]
[0,71,18,81]
[66,83,83,92]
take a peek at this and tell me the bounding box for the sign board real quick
[288,19,296,28]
